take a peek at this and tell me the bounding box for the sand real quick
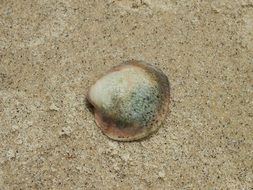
[0,0,252,189]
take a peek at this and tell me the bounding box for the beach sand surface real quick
[0,0,252,189]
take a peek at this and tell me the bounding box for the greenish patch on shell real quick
[108,85,161,128]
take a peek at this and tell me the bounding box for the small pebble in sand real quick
[59,126,73,137]
[6,149,16,160]
[87,60,170,141]
[49,103,60,111]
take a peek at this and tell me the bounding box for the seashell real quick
[87,60,170,141]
